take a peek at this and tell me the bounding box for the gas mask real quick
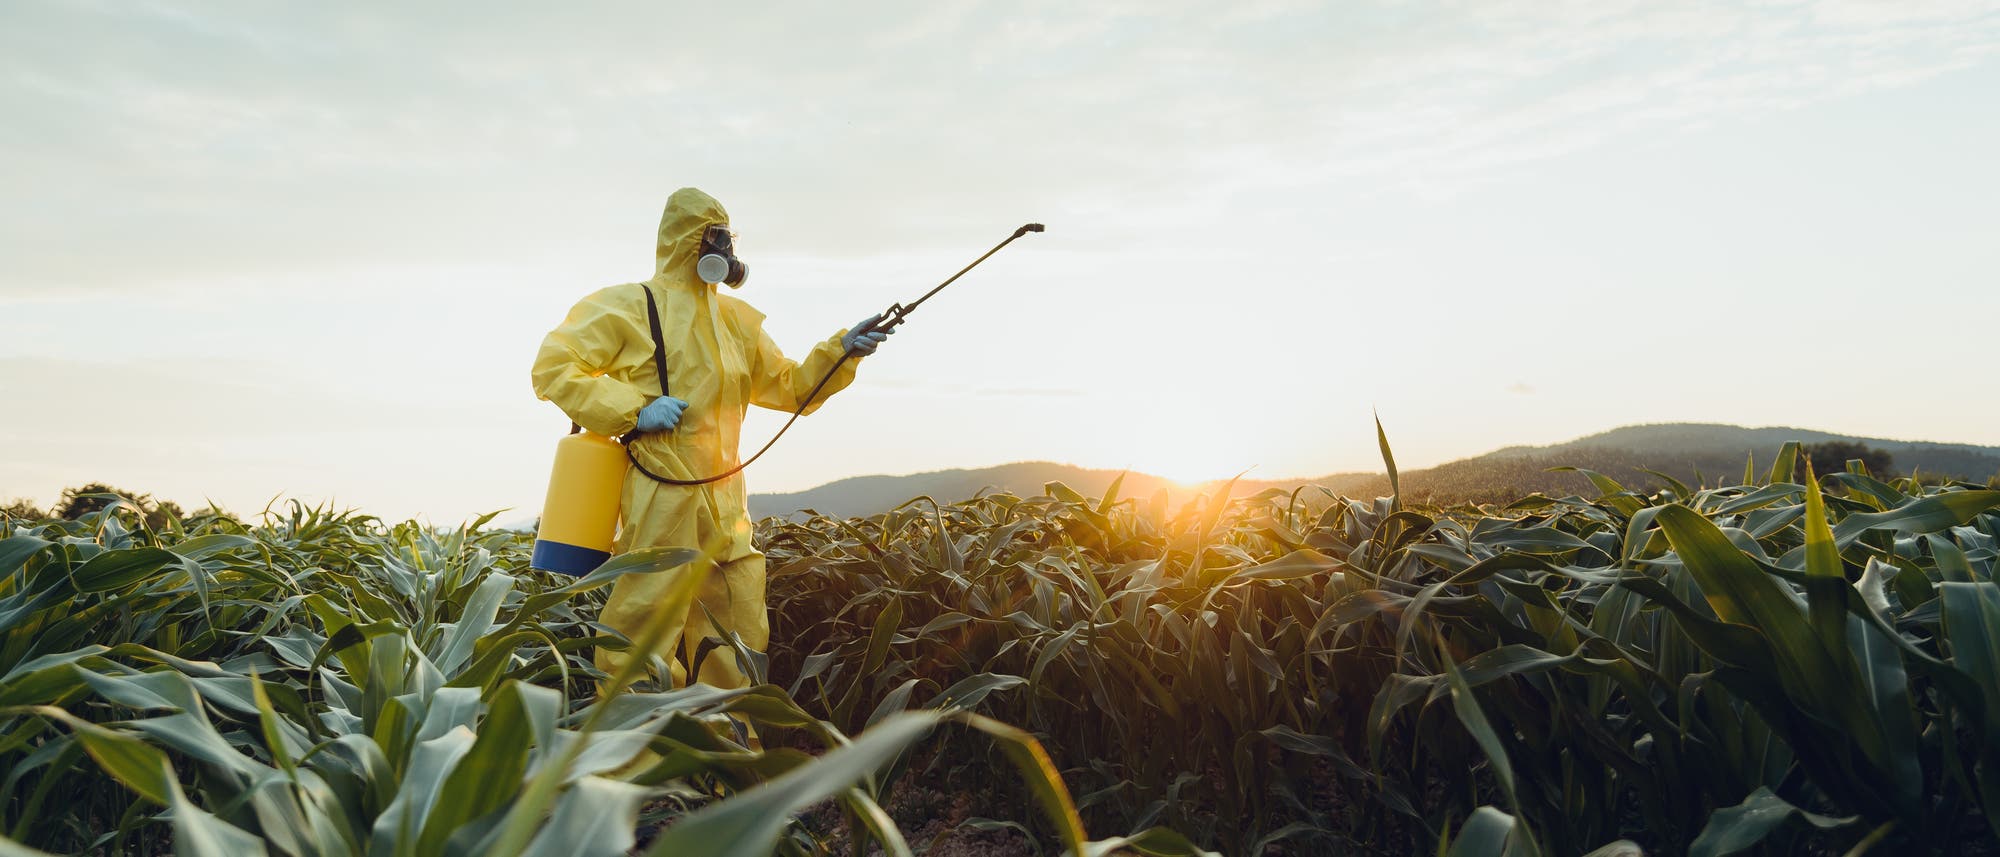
[695,224,748,288]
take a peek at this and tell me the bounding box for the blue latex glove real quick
[634,396,689,433]
[843,314,896,356]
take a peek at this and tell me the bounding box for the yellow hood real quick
[653,187,729,283]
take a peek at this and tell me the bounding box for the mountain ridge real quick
[748,422,2000,519]
[1490,422,2000,458]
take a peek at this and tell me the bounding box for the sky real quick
[3,0,1997,524]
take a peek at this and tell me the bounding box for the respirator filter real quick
[696,225,748,287]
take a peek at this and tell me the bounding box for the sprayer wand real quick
[865,222,1045,336]
[627,222,1045,486]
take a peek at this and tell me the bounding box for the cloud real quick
[4,0,1995,294]
[5,0,1995,521]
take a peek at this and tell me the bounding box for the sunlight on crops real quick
[4,440,1999,854]
[1126,446,1257,487]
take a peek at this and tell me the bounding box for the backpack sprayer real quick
[531,222,1045,575]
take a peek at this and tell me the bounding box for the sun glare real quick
[1128,449,1257,486]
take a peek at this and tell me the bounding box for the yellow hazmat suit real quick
[531,188,860,689]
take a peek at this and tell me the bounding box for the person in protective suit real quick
[531,187,890,690]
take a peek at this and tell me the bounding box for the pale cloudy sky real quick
[3,0,1997,523]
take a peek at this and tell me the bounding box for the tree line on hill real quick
[1322,440,1997,507]
[0,483,233,529]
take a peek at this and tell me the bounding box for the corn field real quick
[4,439,1999,855]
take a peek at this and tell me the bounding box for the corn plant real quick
[760,445,2000,854]
[0,502,1205,856]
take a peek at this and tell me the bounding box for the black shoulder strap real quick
[641,284,670,397]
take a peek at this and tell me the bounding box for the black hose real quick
[625,222,1043,488]
[625,351,857,486]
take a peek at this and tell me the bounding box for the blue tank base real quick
[531,539,611,577]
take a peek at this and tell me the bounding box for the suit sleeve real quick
[531,290,652,437]
[749,323,860,416]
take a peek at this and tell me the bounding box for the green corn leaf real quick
[0,535,55,576]
[1928,534,1976,583]
[1445,806,1530,857]
[960,713,1090,857]
[1801,464,1842,581]
[416,681,540,855]
[1229,548,1343,582]
[641,712,945,856]
[248,671,298,778]
[487,554,709,857]
[1549,466,1629,498]
[1259,725,1371,781]
[433,571,516,676]
[1687,787,1855,857]
[1767,441,1802,485]
[516,776,650,857]
[929,672,1026,712]
[1376,411,1401,515]
[165,533,256,560]
[1443,656,1521,824]
[865,678,922,728]
[370,727,477,857]
[29,707,174,806]
[1940,581,2000,735]
[1833,490,2000,548]
[1472,526,1606,557]
[1078,826,1223,857]
[1653,506,1808,654]
[70,548,178,593]
[126,711,271,781]
[1638,468,1693,500]
[169,777,271,857]
[76,668,203,713]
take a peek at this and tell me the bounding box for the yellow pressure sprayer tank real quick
[532,430,628,575]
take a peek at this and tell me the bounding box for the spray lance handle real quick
[866,303,910,336]
[861,223,1043,337]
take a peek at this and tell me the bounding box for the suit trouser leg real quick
[594,473,768,693]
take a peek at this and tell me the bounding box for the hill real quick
[749,423,2000,518]
[745,462,1373,520]
[1495,423,2000,475]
